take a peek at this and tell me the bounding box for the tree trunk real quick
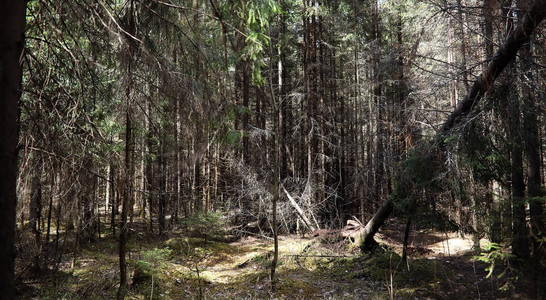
[174,94,181,222]
[105,164,111,219]
[519,0,544,257]
[456,0,470,91]
[271,97,280,293]
[30,173,42,245]
[158,139,166,235]
[448,5,458,109]
[358,196,394,251]
[506,66,529,259]
[46,168,56,244]
[118,1,136,298]
[0,1,26,297]
[242,60,250,164]
[371,0,385,210]
[483,0,495,72]
[110,170,117,236]
[278,9,287,180]
[145,95,154,232]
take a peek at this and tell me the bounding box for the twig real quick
[150,274,154,300]
[472,259,481,299]
[284,254,348,258]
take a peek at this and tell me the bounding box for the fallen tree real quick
[357,0,546,251]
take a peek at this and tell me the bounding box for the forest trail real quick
[17,220,539,299]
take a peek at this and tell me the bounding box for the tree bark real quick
[158,139,166,235]
[519,0,544,257]
[46,167,56,244]
[117,108,131,300]
[371,0,385,210]
[0,1,26,297]
[118,1,136,298]
[506,66,529,259]
[483,0,495,71]
[30,173,42,244]
[456,0,470,91]
[145,95,154,232]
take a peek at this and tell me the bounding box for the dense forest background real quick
[1,0,546,298]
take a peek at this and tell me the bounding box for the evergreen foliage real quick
[180,212,227,243]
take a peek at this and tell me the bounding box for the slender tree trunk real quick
[192,0,202,213]
[448,13,458,109]
[483,0,495,71]
[145,95,154,232]
[271,10,284,287]
[159,139,166,235]
[93,176,100,240]
[46,167,56,244]
[31,173,42,245]
[271,107,279,293]
[372,0,384,209]
[111,170,117,236]
[304,0,319,209]
[352,0,364,218]
[506,71,529,259]
[278,8,287,180]
[519,0,544,256]
[456,0,470,91]
[117,107,131,300]
[174,94,181,222]
[482,0,502,244]
[118,1,136,298]
[242,60,250,164]
[105,164,111,217]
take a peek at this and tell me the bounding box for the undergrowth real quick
[16,221,539,300]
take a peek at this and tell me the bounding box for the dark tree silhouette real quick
[0,1,27,298]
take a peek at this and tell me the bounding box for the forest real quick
[1,0,546,299]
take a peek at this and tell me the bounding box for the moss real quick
[275,275,317,296]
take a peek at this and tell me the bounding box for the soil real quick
[15,219,544,299]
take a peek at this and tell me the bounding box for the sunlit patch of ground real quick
[378,222,486,256]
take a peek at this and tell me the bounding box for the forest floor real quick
[15,219,543,299]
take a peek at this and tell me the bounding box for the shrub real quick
[180,212,226,243]
[132,248,172,286]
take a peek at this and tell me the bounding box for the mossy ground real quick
[15,220,541,299]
